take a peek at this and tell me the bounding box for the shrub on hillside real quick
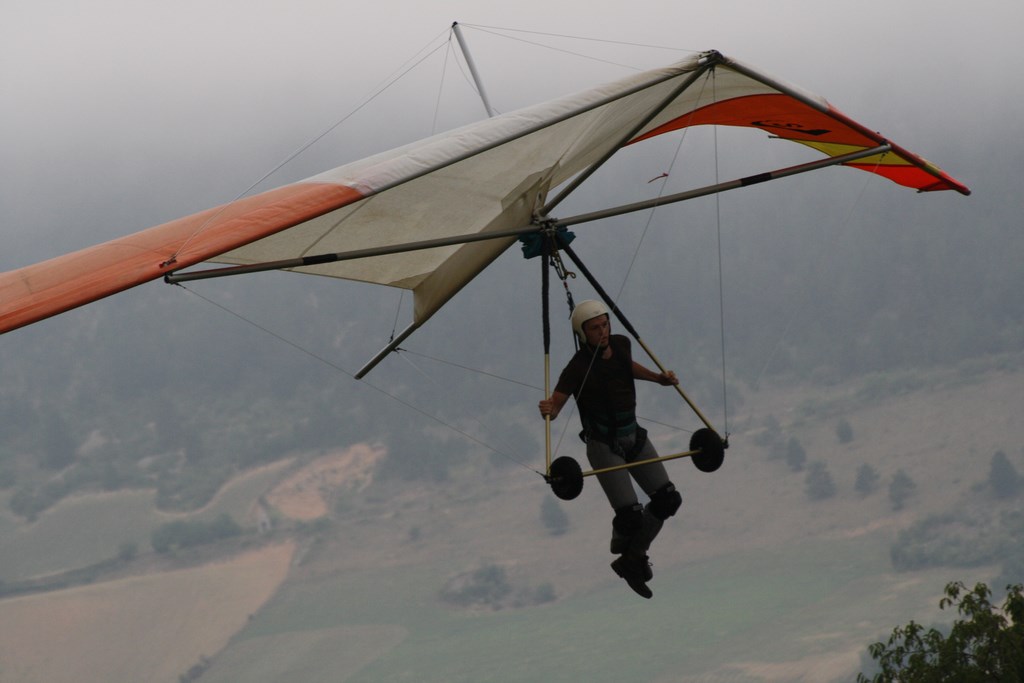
[376,429,465,483]
[440,562,557,610]
[889,470,916,511]
[118,541,138,563]
[8,480,70,521]
[441,563,510,607]
[151,513,242,554]
[805,461,837,501]
[890,512,1000,571]
[989,450,1021,499]
[155,464,233,512]
[786,437,807,472]
[836,418,854,444]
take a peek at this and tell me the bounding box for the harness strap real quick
[579,424,649,463]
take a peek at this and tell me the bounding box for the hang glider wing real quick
[630,55,970,195]
[0,50,969,343]
[0,185,363,336]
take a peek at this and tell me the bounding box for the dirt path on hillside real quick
[0,542,295,683]
[265,443,385,520]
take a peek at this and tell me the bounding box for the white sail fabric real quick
[0,50,967,337]
[213,55,712,324]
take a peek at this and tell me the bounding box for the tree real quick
[989,450,1021,500]
[117,541,138,563]
[889,469,916,511]
[151,514,242,554]
[856,463,881,497]
[837,417,855,444]
[805,461,837,501]
[439,562,512,608]
[786,437,807,472]
[858,581,1024,682]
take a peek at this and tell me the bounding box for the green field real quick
[199,533,984,683]
[0,543,294,683]
[0,363,1016,683]
[0,462,288,581]
[0,490,160,579]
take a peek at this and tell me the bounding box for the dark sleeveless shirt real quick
[554,334,637,436]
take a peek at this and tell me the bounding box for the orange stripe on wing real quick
[633,94,881,147]
[632,94,970,195]
[0,182,364,334]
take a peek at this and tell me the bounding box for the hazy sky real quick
[3,9,1023,681]
[2,0,1021,310]
[4,0,1020,213]
[3,0,1022,541]
[7,2,1021,120]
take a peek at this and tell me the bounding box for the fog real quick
[2,2,1023,681]
[4,0,1019,371]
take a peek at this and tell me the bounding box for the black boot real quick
[610,536,653,582]
[610,553,653,599]
[610,534,629,555]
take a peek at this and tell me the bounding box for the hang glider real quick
[0,50,969,372]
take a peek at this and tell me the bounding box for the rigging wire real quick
[711,69,731,437]
[713,137,731,436]
[614,136,689,302]
[461,23,697,68]
[163,28,453,267]
[601,69,732,437]
[749,156,887,389]
[549,339,601,460]
[388,291,406,343]
[399,347,539,391]
[173,282,539,475]
[401,347,690,435]
[391,349,532,469]
[611,69,711,304]
[431,35,455,135]
[166,26,719,479]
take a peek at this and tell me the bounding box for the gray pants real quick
[587,431,670,555]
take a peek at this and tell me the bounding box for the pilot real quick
[538,300,682,599]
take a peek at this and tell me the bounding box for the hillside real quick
[1,8,1017,681]
[0,354,1020,682]
[292,353,1022,592]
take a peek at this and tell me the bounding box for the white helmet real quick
[571,300,609,342]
